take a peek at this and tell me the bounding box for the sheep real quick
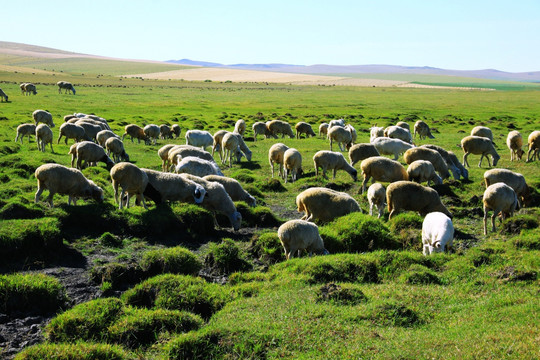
[484,168,530,208]
[327,125,352,151]
[345,124,357,144]
[141,168,206,206]
[144,124,160,145]
[278,220,329,259]
[76,121,103,142]
[360,156,408,193]
[159,124,173,140]
[461,135,500,168]
[122,124,149,144]
[386,181,452,220]
[15,123,36,144]
[371,137,414,160]
[32,110,55,128]
[483,183,518,235]
[328,119,345,128]
[313,150,358,182]
[20,83,27,95]
[370,126,385,142]
[35,163,103,207]
[203,175,257,207]
[96,130,119,147]
[158,144,178,171]
[384,125,413,144]
[57,81,76,94]
[175,156,224,177]
[22,83,37,95]
[110,162,148,209]
[212,130,229,161]
[319,123,329,138]
[295,122,316,139]
[296,187,361,223]
[407,160,443,186]
[471,126,494,143]
[421,144,461,180]
[185,129,213,150]
[73,141,115,170]
[413,120,435,140]
[77,117,110,130]
[267,119,294,138]
[506,130,524,161]
[64,114,77,122]
[403,147,451,180]
[367,183,386,218]
[222,132,252,167]
[526,130,540,162]
[0,88,8,102]
[396,121,410,131]
[422,212,454,255]
[35,124,54,153]
[348,143,380,167]
[447,151,469,180]
[252,121,272,141]
[269,143,289,179]
[233,119,246,137]
[105,137,130,163]
[168,145,216,171]
[57,123,90,145]
[283,148,303,183]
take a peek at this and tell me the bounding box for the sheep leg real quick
[362,175,370,194]
[112,180,119,206]
[378,205,384,219]
[270,162,275,177]
[483,207,489,235]
[332,169,337,179]
[491,209,498,233]
[35,185,44,204]
[46,192,55,207]
[369,203,374,216]
[463,153,469,168]
[140,194,148,210]
[57,134,62,144]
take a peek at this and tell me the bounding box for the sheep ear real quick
[435,242,441,249]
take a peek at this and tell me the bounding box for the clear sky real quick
[4,0,540,72]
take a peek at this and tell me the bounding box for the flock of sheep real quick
[0,81,76,102]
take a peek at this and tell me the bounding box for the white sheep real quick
[159,124,173,139]
[110,162,148,209]
[526,130,540,162]
[64,114,77,122]
[203,175,257,207]
[447,150,469,180]
[77,117,110,130]
[483,183,518,235]
[483,168,530,208]
[367,183,386,218]
[233,119,246,137]
[158,144,177,171]
[360,156,408,193]
[76,121,102,142]
[268,143,289,179]
[57,123,90,145]
[283,148,303,183]
[57,81,76,94]
[370,126,385,142]
[33,110,55,128]
[384,125,412,144]
[386,181,452,220]
[371,137,414,160]
[296,187,361,223]
[175,156,224,177]
[422,212,454,255]
[319,123,329,138]
[73,141,115,170]
[168,145,216,171]
[506,130,524,161]
[22,83,37,95]
[295,122,316,139]
[222,132,252,167]
[171,124,182,138]
[185,129,213,150]
[20,83,27,95]
[471,126,494,143]
[252,121,271,141]
[348,143,380,167]
[15,123,36,144]
[345,124,357,144]
[403,147,451,180]
[407,160,443,186]
[413,120,435,140]
[278,220,329,259]
[105,137,130,163]
[141,168,207,206]
[461,135,500,168]
[212,130,229,161]
[35,124,54,153]
[396,121,410,131]
[328,119,345,128]
[144,124,160,145]
[267,119,295,138]
[421,144,461,180]
[122,124,149,144]
[0,88,8,102]
[313,150,358,182]
[35,163,104,207]
[96,130,120,147]
[327,125,352,151]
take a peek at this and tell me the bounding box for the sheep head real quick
[228,211,242,231]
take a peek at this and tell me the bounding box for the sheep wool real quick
[348,143,380,167]
[360,156,408,193]
[269,143,289,179]
[422,212,454,255]
[283,148,303,183]
[278,219,329,260]
[483,168,530,208]
[461,135,500,168]
[313,150,358,182]
[35,124,54,153]
[15,123,36,144]
[110,162,149,209]
[386,181,452,220]
[175,156,224,177]
[367,183,386,218]
[296,187,361,223]
[203,175,257,207]
[483,183,518,235]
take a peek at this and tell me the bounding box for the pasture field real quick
[0,70,539,359]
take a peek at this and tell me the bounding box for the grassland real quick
[0,59,539,359]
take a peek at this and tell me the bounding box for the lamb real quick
[76,122,103,142]
[122,124,149,144]
[526,130,540,162]
[0,88,8,102]
[327,125,352,151]
[159,124,173,139]
[345,124,357,144]
[267,119,295,138]
[313,150,358,182]
[212,130,229,161]
[422,212,454,255]
[15,123,36,144]
[203,175,257,207]
[483,183,518,235]
[110,162,148,209]
[328,119,345,128]
[141,168,206,206]
[403,147,451,180]
[370,126,385,142]
[483,168,530,208]
[168,145,216,171]
[295,122,316,139]
[57,81,76,94]
[421,144,461,180]
[35,124,54,153]
[296,187,361,223]
[233,119,246,137]
[185,129,213,150]
[278,220,329,259]
[269,143,289,179]
[221,132,252,167]
[360,156,408,193]
[506,130,524,161]
[96,130,120,147]
[32,110,55,128]
[252,121,272,141]
[461,135,500,168]
[144,124,160,145]
[105,137,130,163]
[371,137,414,160]
[171,124,182,138]
[396,121,410,131]
[22,83,37,95]
[348,143,380,167]
[73,141,115,170]
[319,123,329,138]
[175,156,224,177]
[413,120,435,140]
[35,163,104,207]
[386,181,452,220]
[407,160,443,186]
[367,183,386,218]
[57,123,90,144]
[471,126,494,143]
[283,148,303,183]
[384,125,413,144]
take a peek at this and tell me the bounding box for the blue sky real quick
[4,0,539,72]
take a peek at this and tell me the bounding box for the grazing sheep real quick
[421,144,461,180]
[360,156,408,193]
[483,183,518,235]
[96,130,119,147]
[158,144,177,171]
[0,88,8,102]
[159,124,173,139]
[327,125,352,151]
[269,143,289,179]
[267,119,294,138]
[461,135,500,168]
[22,83,37,95]
[143,124,160,145]
[212,130,230,161]
[471,126,494,143]
[168,145,216,171]
[185,129,213,150]
[345,124,357,144]
[386,181,452,220]
[110,162,148,209]
[233,119,246,137]
[32,110,55,128]
[422,212,454,255]
[506,130,524,161]
[73,141,115,170]
[296,187,361,223]
[414,120,435,140]
[526,130,540,162]
[35,124,54,153]
[370,126,385,142]
[175,156,224,177]
[57,81,76,94]
[371,137,414,160]
[15,123,36,144]
[348,143,380,167]
[447,151,469,180]
[171,124,182,138]
[283,148,303,183]
[105,137,130,163]
[76,121,102,142]
[278,220,329,259]
[313,150,358,182]
[403,147,451,180]
[122,124,149,144]
[252,121,272,141]
[318,123,329,139]
[35,163,103,207]
[396,121,410,131]
[64,114,77,122]
[222,132,252,167]
[295,122,316,139]
[328,119,345,128]
[384,125,413,144]
[407,160,443,186]
[75,118,108,131]
[203,175,257,207]
[20,83,27,95]
[367,183,386,218]
[142,168,206,205]
[57,123,90,145]
[484,168,530,208]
